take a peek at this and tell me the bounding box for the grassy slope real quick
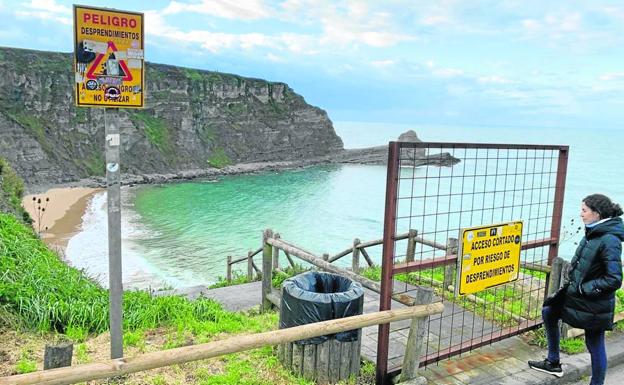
[0,213,374,383]
[0,158,30,224]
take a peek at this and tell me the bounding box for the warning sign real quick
[455,221,523,296]
[73,5,144,108]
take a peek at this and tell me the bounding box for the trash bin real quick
[278,271,364,384]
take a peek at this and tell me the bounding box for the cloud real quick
[266,53,284,62]
[478,75,513,84]
[599,72,624,81]
[15,0,71,25]
[370,59,396,68]
[162,0,273,20]
[147,1,416,56]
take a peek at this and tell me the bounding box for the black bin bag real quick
[279,271,364,345]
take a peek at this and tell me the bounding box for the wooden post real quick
[547,257,563,297]
[43,343,73,370]
[406,229,417,263]
[247,250,254,281]
[352,238,361,274]
[559,259,572,338]
[400,286,434,383]
[226,255,232,282]
[443,238,458,292]
[262,229,274,312]
[322,253,329,262]
[360,248,374,267]
[284,251,296,269]
[273,233,281,270]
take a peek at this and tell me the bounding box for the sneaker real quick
[528,358,563,378]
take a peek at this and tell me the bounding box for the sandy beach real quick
[22,187,103,251]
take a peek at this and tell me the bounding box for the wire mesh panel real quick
[376,142,568,384]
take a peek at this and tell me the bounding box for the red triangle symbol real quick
[85,41,133,82]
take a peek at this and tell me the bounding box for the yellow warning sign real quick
[73,5,144,108]
[456,221,523,296]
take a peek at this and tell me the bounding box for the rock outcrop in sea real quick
[329,130,460,166]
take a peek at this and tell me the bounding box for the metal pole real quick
[376,141,400,385]
[545,147,568,296]
[105,107,123,359]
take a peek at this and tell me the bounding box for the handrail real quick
[267,237,416,306]
[0,303,444,385]
[227,247,262,266]
[226,230,551,283]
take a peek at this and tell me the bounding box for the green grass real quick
[15,356,37,374]
[129,111,173,155]
[227,102,247,115]
[207,147,232,168]
[74,343,90,364]
[560,337,586,354]
[0,158,31,224]
[207,73,223,84]
[70,107,89,124]
[359,264,542,324]
[528,328,586,354]
[3,111,52,154]
[83,152,105,176]
[521,267,547,280]
[184,68,203,82]
[209,272,253,289]
[0,213,274,336]
[208,263,309,290]
[150,374,167,385]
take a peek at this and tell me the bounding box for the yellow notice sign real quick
[456,221,523,296]
[73,5,144,108]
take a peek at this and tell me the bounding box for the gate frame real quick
[375,141,569,385]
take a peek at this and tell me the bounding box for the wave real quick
[65,190,173,290]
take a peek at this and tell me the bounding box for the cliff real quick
[0,47,344,187]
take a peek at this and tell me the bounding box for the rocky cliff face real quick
[0,47,343,186]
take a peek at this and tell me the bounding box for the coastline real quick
[21,142,458,193]
[22,187,103,252]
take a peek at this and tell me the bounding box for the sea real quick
[65,122,624,289]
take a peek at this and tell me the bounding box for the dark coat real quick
[561,217,624,331]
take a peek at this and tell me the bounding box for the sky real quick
[1,0,623,130]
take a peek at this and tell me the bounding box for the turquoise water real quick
[66,123,624,289]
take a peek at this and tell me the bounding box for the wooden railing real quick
[0,303,444,385]
[225,229,550,286]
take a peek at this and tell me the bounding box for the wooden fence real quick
[0,303,444,385]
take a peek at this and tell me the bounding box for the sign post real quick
[456,221,523,296]
[74,4,144,359]
[104,108,123,358]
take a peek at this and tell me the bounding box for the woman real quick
[529,194,624,384]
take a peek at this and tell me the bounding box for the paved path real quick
[154,281,262,312]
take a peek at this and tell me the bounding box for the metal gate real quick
[376,142,569,384]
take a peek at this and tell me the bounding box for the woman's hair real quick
[583,194,624,219]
